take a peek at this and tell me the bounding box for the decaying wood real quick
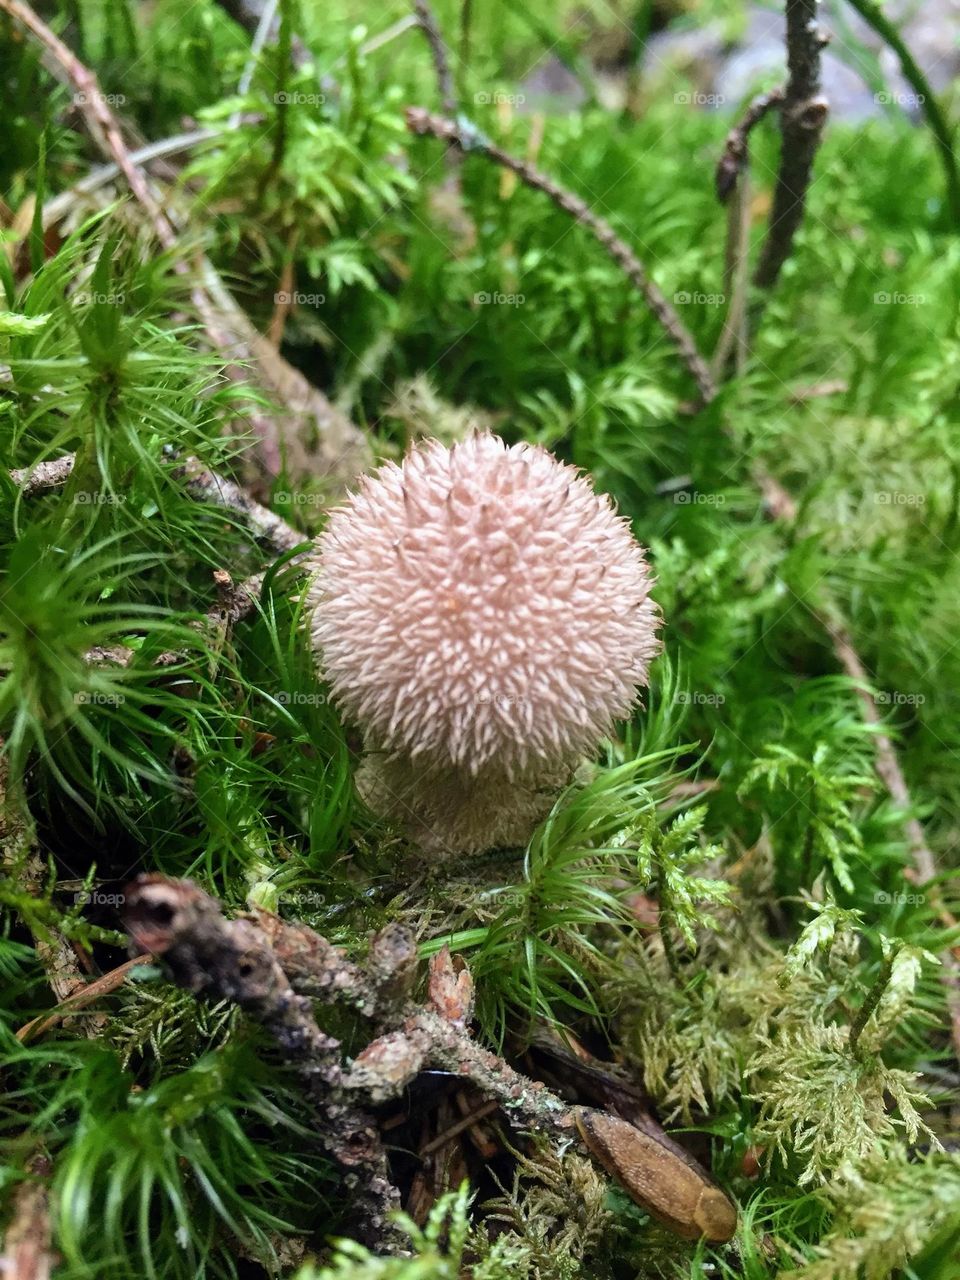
[0,1154,55,1280]
[123,875,403,1250]
[122,874,738,1250]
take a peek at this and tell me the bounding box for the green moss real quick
[1,1,958,1276]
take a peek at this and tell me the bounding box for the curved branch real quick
[404,106,716,403]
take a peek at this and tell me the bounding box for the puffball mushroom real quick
[305,433,661,854]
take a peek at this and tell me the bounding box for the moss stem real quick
[848,947,897,1061]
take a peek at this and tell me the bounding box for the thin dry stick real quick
[758,474,960,1059]
[419,1099,500,1155]
[713,87,785,373]
[715,88,785,204]
[123,875,405,1251]
[404,106,716,403]
[11,452,306,556]
[820,611,940,886]
[711,169,753,380]
[16,956,152,1043]
[12,454,308,665]
[412,0,456,115]
[2,0,371,491]
[753,0,829,287]
[0,0,176,249]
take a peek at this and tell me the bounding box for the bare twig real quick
[123,876,405,1251]
[122,876,738,1243]
[11,452,306,557]
[11,454,308,667]
[711,168,753,379]
[0,0,176,247]
[753,0,829,288]
[1,0,371,493]
[418,1100,499,1155]
[715,87,785,203]
[712,90,785,372]
[819,610,937,884]
[16,956,152,1043]
[404,106,716,403]
[171,455,307,555]
[412,0,456,115]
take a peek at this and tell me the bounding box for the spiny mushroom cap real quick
[306,433,660,777]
